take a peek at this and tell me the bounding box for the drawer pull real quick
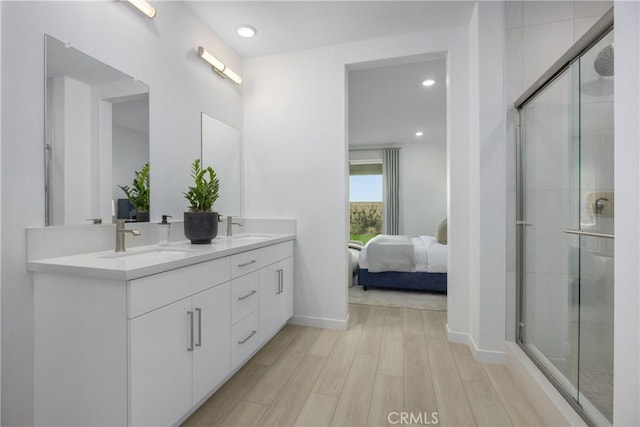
[195,308,202,347]
[277,269,283,294]
[238,330,257,344]
[238,259,257,268]
[238,290,257,301]
[187,311,194,352]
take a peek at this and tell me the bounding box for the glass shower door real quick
[519,60,581,404]
[518,31,614,426]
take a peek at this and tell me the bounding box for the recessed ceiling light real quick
[237,25,257,38]
[415,131,424,137]
[422,79,435,87]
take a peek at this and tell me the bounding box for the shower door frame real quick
[515,9,614,427]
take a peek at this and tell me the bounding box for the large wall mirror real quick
[45,34,150,225]
[201,113,241,217]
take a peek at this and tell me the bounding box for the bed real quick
[357,235,447,292]
[348,241,364,286]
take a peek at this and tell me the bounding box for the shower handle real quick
[516,220,532,226]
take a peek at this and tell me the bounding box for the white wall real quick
[0,2,242,425]
[50,76,92,225]
[613,3,640,424]
[467,1,507,362]
[400,142,447,237]
[243,27,472,337]
[112,125,149,203]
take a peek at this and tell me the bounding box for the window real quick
[349,161,383,244]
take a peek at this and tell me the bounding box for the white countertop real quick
[27,233,295,281]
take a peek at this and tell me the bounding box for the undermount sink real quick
[100,247,194,260]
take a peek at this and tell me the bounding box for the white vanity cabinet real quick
[128,265,231,426]
[31,236,295,427]
[259,242,294,341]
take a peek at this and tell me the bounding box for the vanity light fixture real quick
[422,79,435,87]
[198,47,243,85]
[415,131,424,137]
[126,0,156,19]
[237,25,257,38]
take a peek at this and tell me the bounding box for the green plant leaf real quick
[118,163,150,212]
[184,159,220,212]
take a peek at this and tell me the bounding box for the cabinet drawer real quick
[231,271,259,324]
[128,257,231,318]
[260,241,293,267]
[230,249,260,278]
[231,310,260,369]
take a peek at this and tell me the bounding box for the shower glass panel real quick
[518,30,614,426]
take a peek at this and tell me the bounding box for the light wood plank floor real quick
[183,304,545,427]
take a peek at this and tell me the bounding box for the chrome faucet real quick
[116,219,140,252]
[226,216,244,237]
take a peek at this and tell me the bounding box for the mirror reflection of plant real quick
[119,163,150,212]
[184,159,219,212]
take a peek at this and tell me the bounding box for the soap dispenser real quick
[158,215,172,245]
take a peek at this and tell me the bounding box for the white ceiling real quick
[348,56,446,147]
[183,1,475,59]
[183,1,456,148]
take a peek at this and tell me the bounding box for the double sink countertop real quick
[27,233,295,281]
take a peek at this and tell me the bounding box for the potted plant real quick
[183,159,220,244]
[118,163,150,222]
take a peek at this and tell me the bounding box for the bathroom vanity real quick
[28,233,294,426]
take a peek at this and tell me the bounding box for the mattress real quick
[359,235,447,273]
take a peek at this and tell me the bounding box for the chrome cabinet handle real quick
[195,308,202,347]
[187,311,194,352]
[238,290,257,301]
[238,330,257,344]
[276,269,283,294]
[238,259,257,268]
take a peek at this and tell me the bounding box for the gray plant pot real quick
[132,211,149,223]
[184,212,219,244]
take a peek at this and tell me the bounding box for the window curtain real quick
[383,148,400,235]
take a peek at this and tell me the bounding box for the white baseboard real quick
[446,325,506,363]
[468,334,506,364]
[505,342,586,426]
[289,314,348,330]
[446,324,469,344]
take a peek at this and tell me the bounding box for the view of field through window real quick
[349,171,383,244]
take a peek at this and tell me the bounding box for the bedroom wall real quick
[400,142,447,237]
[243,26,472,337]
[1,2,242,425]
[348,141,447,238]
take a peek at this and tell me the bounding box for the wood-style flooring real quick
[183,304,545,426]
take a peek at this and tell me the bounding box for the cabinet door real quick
[259,262,281,340]
[260,257,294,340]
[129,298,193,426]
[192,283,231,404]
[280,257,294,322]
